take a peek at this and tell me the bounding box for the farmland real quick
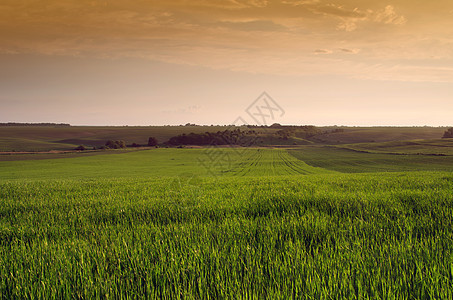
[0,125,448,152]
[288,145,453,173]
[3,0,453,297]
[0,145,452,298]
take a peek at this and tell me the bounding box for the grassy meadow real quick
[0,144,452,298]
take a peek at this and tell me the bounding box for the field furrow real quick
[226,149,334,176]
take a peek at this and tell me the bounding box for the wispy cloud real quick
[374,5,407,25]
[314,49,333,54]
[339,48,360,54]
[0,1,451,82]
[217,20,287,31]
[336,5,406,32]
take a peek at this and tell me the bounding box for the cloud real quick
[314,49,333,54]
[337,19,359,31]
[315,4,366,18]
[218,20,287,31]
[353,63,453,83]
[339,48,360,54]
[245,0,270,7]
[281,0,320,5]
[374,5,407,25]
[0,0,451,84]
[335,5,406,32]
[314,48,360,55]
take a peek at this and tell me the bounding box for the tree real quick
[148,137,158,146]
[442,128,453,138]
[74,145,86,151]
[105,140,126,149]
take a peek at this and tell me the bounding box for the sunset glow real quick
[1,0,452,125]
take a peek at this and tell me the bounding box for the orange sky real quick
[1,0,452,125]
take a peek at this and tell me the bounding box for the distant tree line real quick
[73,124,331,150]
[164,126,337,146]
[75,137,160,151]
[166,129,256,146]
[0,122,70,127]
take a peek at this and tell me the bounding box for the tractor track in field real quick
[226,149,332,176]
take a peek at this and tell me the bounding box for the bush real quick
[442,128,453,138]
[148,137,158,147]
[105,140,126,149]
[74,145,86,151]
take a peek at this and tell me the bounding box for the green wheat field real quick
[1,148,452,298]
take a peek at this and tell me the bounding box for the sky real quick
[0,0,452,126]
